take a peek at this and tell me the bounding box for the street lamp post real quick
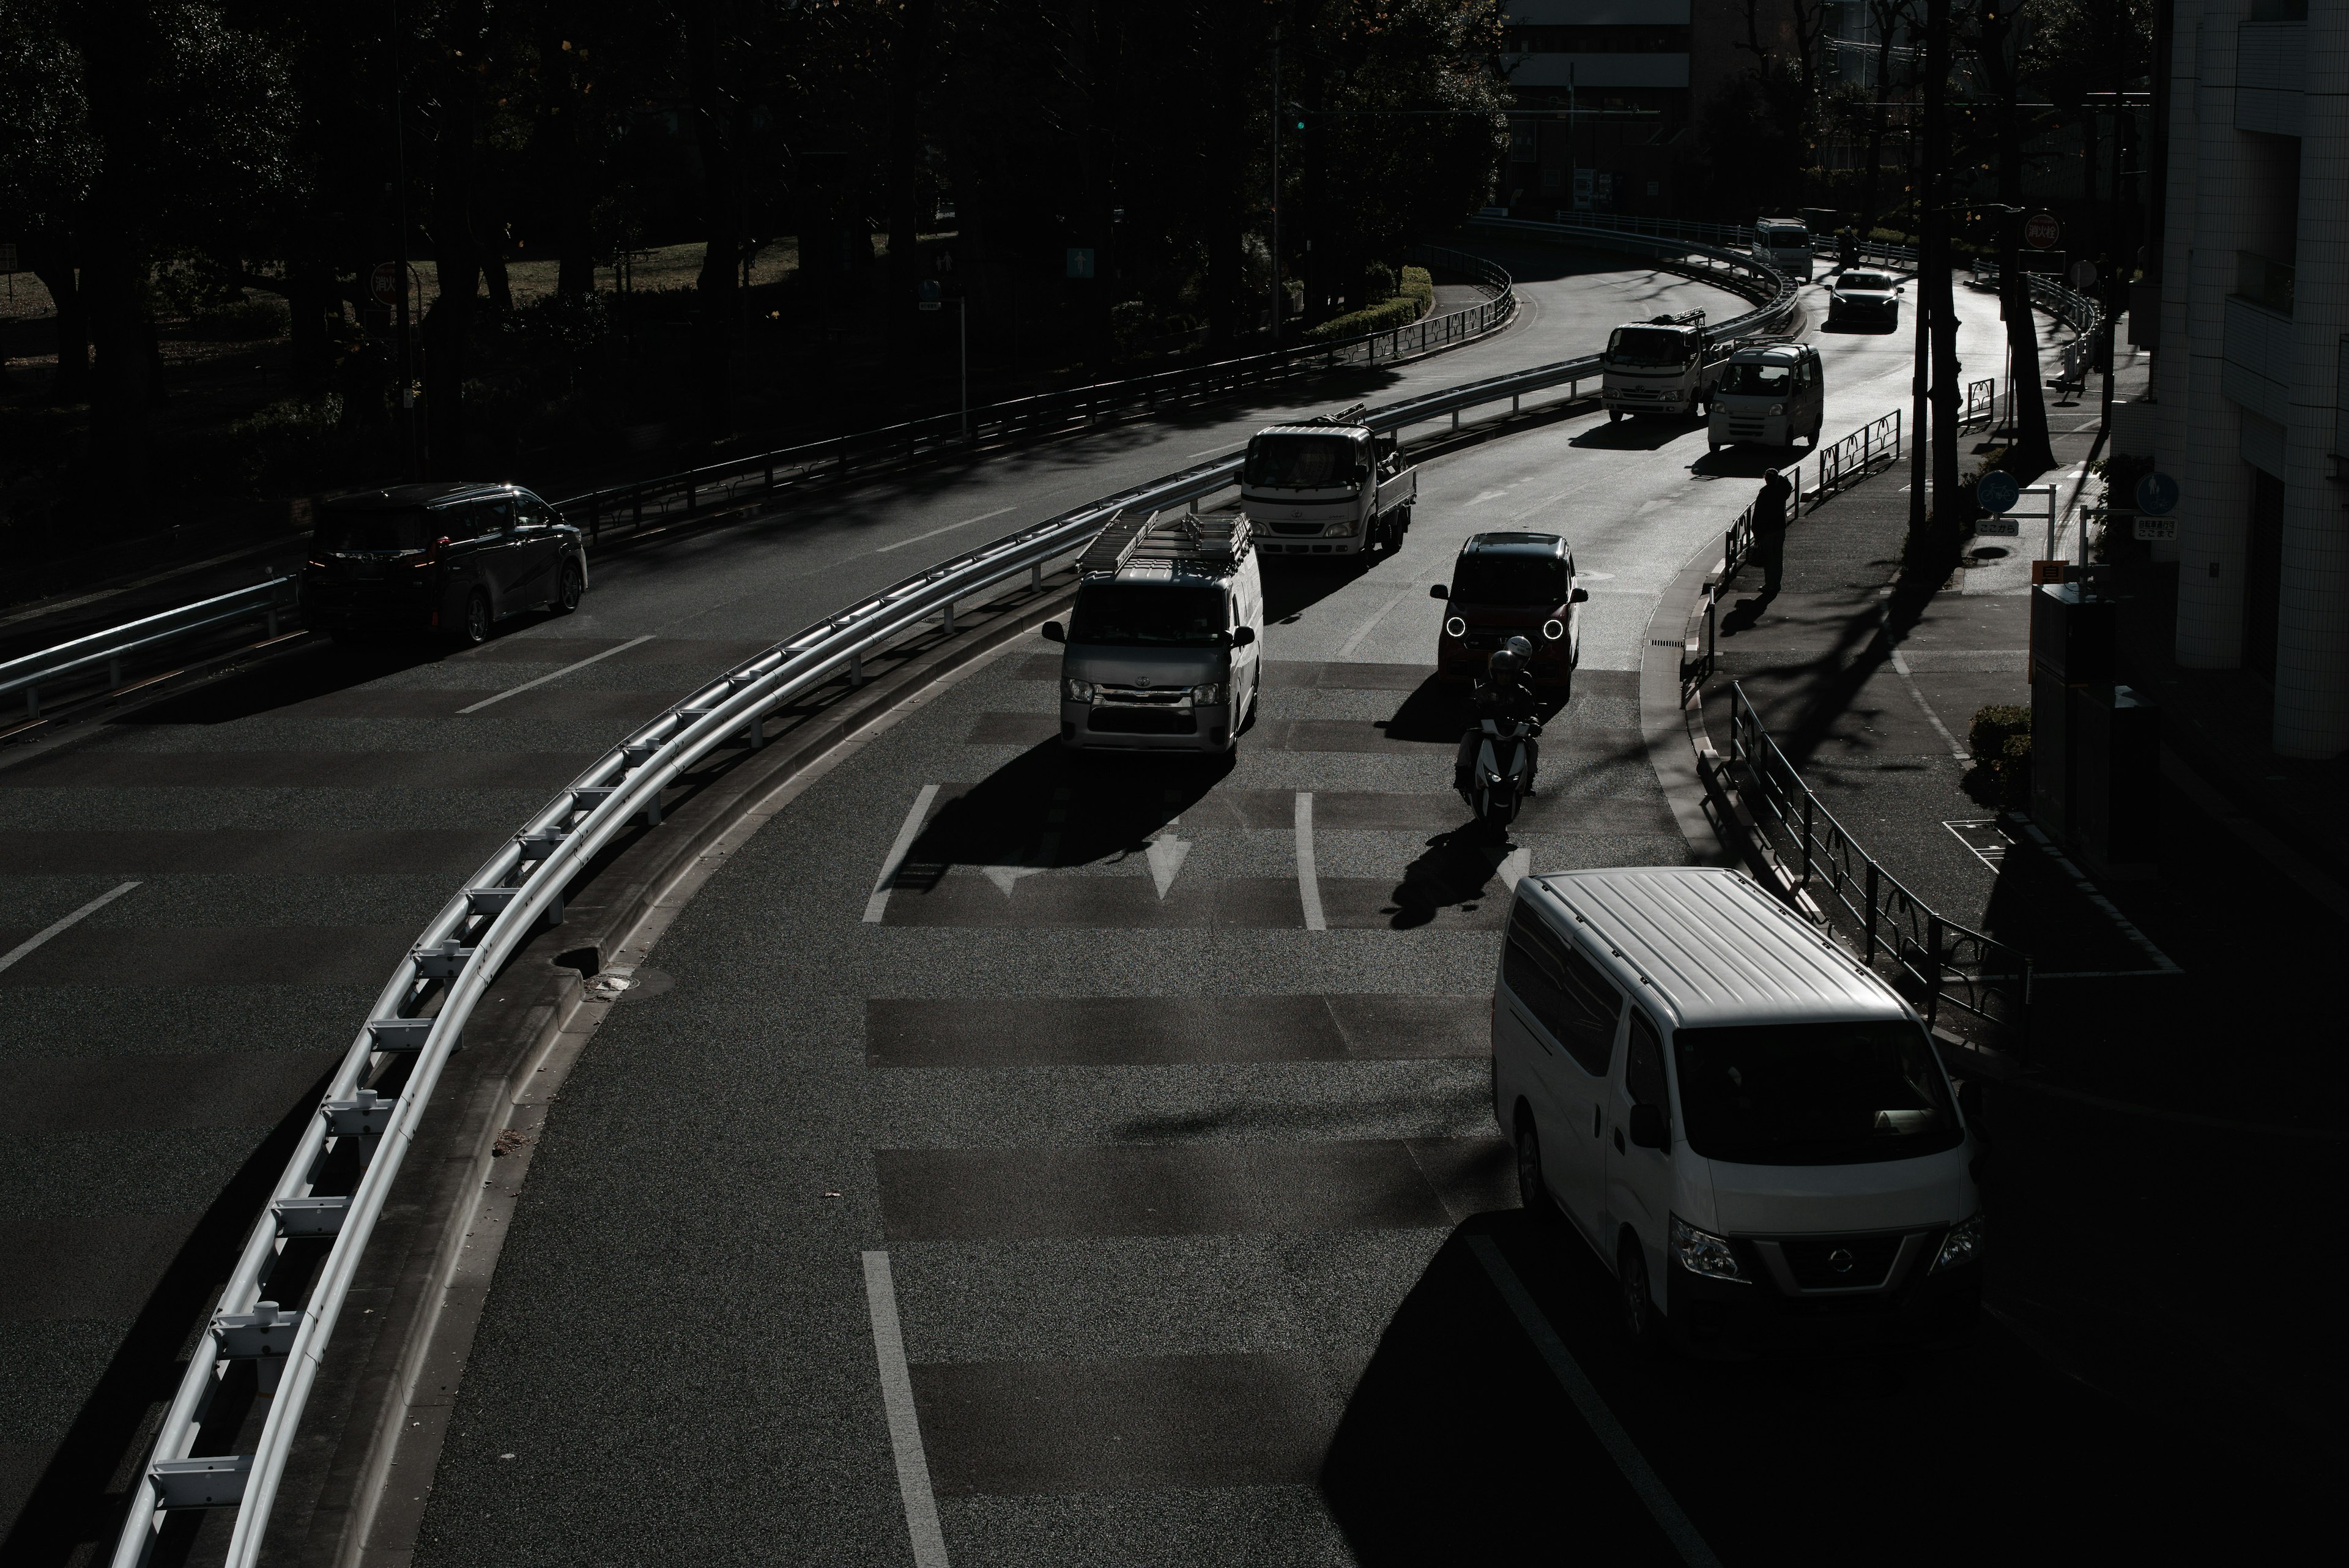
[919,279,968,440]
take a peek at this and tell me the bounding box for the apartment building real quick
[2151,0,2349,757]
[1499,0,1786,217]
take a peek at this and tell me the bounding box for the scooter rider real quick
[1455,636,1541,796]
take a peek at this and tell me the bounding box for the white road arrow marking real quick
[1145,822,1190,899]
[1496,846,1531,894]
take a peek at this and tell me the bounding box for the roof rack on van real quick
[1076,509,1253,576]
[1301,403,1371,428]
[1646,309,1707,329]
[1724,333,1800,352]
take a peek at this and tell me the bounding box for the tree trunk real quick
[482,249,514,316]
[28,248,90,405]
[290,256,338,398]
[1921,0,1963,562]
[1980,10,2054,476]
[685,0,741,434]
[64,0,163,495]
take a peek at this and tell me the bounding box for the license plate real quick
[351,561,385,580]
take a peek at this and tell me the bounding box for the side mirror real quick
[1229,625,1256,647]
[1041,621,1066,643]
[1956,1079,1991,1144]
[1428,584,1449,600]
[1570,587,1589,604]
[1628,1104,1668,1150]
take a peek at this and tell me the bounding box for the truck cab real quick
[1707,341,1825,454]
[1240,410,1417,557]
[1754,218,1815,281]
[1043,510,1264,754]
[1601,311,1718,420]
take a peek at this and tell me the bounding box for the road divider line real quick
[875,505,1017,554]
[865,784,940,923]
[1468,1235,1723,1568]
[0,881,140,974]
[456,635,656,713]
[860,1250,951,1568]
[1337,584,1423,660]
[1294,791,1326,931]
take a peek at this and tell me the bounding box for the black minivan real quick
[302,483,587,645]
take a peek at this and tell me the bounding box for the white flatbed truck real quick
[1236,406,1418,557]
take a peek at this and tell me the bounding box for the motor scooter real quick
[1460,715,1540,838]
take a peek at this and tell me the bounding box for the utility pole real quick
[1909,121,1929,539]
[1269,34,1282,349]
[390,0,419,479]
[1923,0,1962,549]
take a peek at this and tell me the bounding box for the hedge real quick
[1302,266,1436,344]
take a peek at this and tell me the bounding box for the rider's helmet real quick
[1490,637,1532,681]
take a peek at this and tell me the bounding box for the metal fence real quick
[108,228,1800,1568]
[1726,683,2031,1038]
[549,243,1518,546]
[1810,409,1903,503]
[0,576,302,726]
[1960,377,1998,432]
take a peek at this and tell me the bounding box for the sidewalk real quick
[1679,332,2348,1483]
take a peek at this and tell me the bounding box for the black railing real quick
[1727,683,2032,1042]
[1810,409,1902,503]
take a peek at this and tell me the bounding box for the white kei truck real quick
[1237,407,1418,557]
[1601,311,1731,420]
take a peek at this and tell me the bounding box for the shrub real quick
[1302,265,1434,344]
[1967,704,2032,808]
[195,295,292,341]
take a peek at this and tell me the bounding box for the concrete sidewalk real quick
[1675,327,2348,1487]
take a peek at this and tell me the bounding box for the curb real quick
[273,575,1078,1568]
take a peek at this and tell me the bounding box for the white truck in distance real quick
[1238,409,1418,557]
[1601,310,1728,420]
[1754,217,1815,281]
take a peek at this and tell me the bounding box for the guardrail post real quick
[765,458,774,492]
[848,651,863,686]
[1924,915,1944,1025]
[25,686,38,721]
[108,657,122,689]
[942,600,956,634]
[1800,793,1814,886]
[1863,862,1880,962]
[685,477,697,516]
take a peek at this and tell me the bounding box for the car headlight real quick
[1541,618,1565,641]
[1323,519,1358,537]
[1671,1215,1747,1282]
[1062,678,1095,702]
[1190,682,1224,704]
[1767,403,1786,415]
[1932,1213,1985,1273]
[1444,616,1467,639]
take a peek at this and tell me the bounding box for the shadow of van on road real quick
[893,741,1233,888]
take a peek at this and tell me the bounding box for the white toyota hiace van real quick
[1491,866,1984,1356]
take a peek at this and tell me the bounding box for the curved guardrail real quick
[107,229,1797,1568]
[0,578,300,727]
[549,243,1518,545]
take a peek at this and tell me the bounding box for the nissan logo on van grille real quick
[1828,1248,1856,1274]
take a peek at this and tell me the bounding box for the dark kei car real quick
[301,483,587,645]
[1430,532,1588,691]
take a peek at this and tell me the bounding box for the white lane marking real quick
[1336,584,1425,659]
[1468,1236,1724,1568]
[2010,817,2183,973]
[1294,792,1326,931]
[455,636,655,713]
[1145,819,1190,899]
[864,784,940,923]
[1877,606,1968,760]
[861,1251,951,1568]
[0,882,140,975]
[1496,846,1531,894]
[982,788,1066,896]
[1468,487,1510,506]
[1184,441,1244,461]
[875,505,1017,554]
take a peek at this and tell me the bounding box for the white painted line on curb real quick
[1468,1235,1724,1568]
[876,506,1017,554]
[865,784,940,923]
[456,636,655,713]
[1337,584,1422,659]
[1294,791,1326,931]
[861,1250,951,1568]
[0,882,140,975]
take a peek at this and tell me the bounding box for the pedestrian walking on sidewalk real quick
[1751,467,1794,601]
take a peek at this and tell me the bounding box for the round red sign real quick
[370,261,404,307]
[2024,213,2061,249]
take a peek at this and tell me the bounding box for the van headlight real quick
[1444,616,1467,639]
[1323,519,1358,537]
[1062,678,1095,702]
[1542,618,1565,641]
[1767,403,1786,415]
[1190,682,1224,704]
[1931,1213,1985,1273]
[1671,1215,1747,1282]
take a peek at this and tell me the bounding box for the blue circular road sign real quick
[1977,470,2021,513]
[2137,471,2180,516]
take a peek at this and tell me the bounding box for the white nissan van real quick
[1491,866,1984,1357]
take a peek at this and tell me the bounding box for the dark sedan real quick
[301,482,587,645]
[1826,270,1903,327]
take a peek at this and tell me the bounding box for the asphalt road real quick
[379,278,2307,1568]
[0,247,1752,1558]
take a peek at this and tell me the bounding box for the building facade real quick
[2151,0,2349,757]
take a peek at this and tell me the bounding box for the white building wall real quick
[2178,2,2260,669]
[2276,6,2349,756]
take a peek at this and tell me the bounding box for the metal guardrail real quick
[1811,409,1904,503]
[1961,376,1998,433]
[109,232,1798,1568]
[1970,262,2106,391]
[548,244,1518,544]
[0,576,301,724]
[1727,683,2031,1039]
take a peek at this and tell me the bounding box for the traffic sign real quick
[2068,259,2099,288]
[2136,470,2180,516]
[917,278,941,311]
[1066,248,1096,280]
[2024,213,2061,249]
[1977,470,2021,513]
[369,262,405,307]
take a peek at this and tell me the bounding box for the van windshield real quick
[1450,552,1567,606]
[314,507,437,554]
[1606,327,1693,367]
[1069,582,1228,647]
[1718,361,1792,396]
[1245,434,1362,489]
[1673,1020,1960,1165]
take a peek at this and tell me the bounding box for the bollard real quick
[849,650,863,686]
[943,600,956,634]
